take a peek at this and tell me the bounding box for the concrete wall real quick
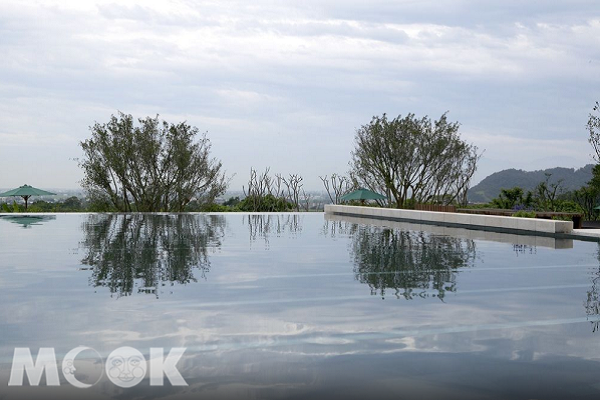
[324,204,573,235]
[325,213,573,249]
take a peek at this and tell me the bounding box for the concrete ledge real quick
[325,213,573,249]
[324,204,574,237]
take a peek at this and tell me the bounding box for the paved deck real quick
[572,229,600,238]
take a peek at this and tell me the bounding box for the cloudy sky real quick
[1,0,598,191]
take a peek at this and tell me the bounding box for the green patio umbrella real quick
[0,184,56,210]
[340,188,386,204]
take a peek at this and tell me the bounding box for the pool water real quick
[1,213,600,399]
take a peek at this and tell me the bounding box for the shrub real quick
[512,204,535,212]
[512,210,536,218]
[223,197,241,207]
[237,194,295,212]
[553,200,583,214]
[199,203,231,212]
[552,215,573,221]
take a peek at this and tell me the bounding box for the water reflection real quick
[243,214,302,248]
[349,224,477,300]
[321,218,358,238]
[0,214,56,228]
[585,244,600,332]
[2,213,600,399]
[79,214,225,298]
[513,244,537,256]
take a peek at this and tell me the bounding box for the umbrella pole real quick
[22,195,30,211]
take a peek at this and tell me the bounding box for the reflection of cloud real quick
[2,213,600,398]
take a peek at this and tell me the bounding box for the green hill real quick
[468,165,594,203]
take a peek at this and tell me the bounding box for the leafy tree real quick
[62,196,82,210]
[223,196,240,207]
[588,102,600,161]
[79,112,227,212]
[491,187,533,209]
[572,165,600,220]
[86,194,114,212]
[350,112,480,208]
[533,173,563,211]
[579,104,600,220]
[589,164,600,190]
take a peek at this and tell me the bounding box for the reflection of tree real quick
[79,214,225,298]
[585,244,600,332]
[321,219,358,239]
[350,225,476,300]
[513,244,536,256]
[585,275,600,332]
[243,214,302,248]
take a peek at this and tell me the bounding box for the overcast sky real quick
[1,0,598,191]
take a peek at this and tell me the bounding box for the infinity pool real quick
[0,213,599,399]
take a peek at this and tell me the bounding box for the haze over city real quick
[1,0,598,190]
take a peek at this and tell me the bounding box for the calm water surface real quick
[0,213,600,399]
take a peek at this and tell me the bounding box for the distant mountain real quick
[468,165,595,203]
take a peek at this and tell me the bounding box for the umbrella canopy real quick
[0,184,56,210]
[340,188,386,202]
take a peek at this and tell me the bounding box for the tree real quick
[79,112,227,212]
[588,102,600,161]
[240,167,303,212]
[491,187,533,209]
[350,112,480,208]
[280,173,303,212]
[534,173,563,211]
[589,164,600,190]
[319,173,355,204]
[62,196,83,211]
[570,165,600,221]
[573,185,600,221]
[581,103,600,219]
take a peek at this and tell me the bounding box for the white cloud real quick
[0,0,597,189]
